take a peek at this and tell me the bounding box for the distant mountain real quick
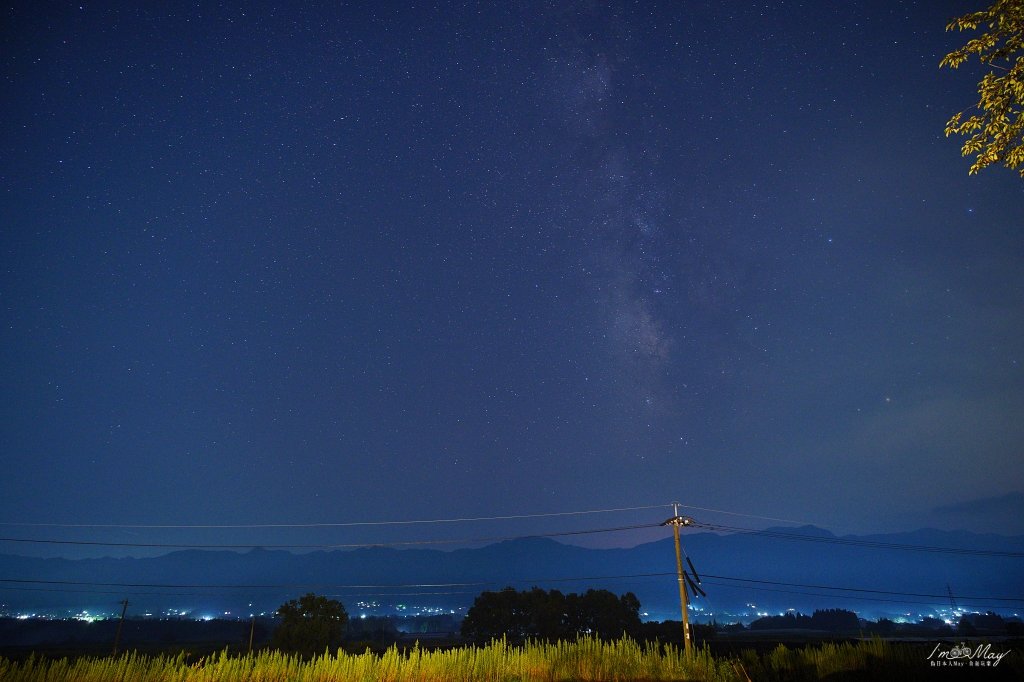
[929,491,1024,535]
[1,527,1021,623]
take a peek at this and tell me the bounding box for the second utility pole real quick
[662,504,693,653]
[249,614,256,653]
[112,598,129,657]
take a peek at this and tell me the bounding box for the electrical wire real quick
[674,536,745,671]
[0,505,668,530]
[698,574,1024,603]
[690,522,1024,558]
[2,505,1020,616]
[3,581,1015,613]
[0,572,677,591]
[672,503,849,531]
[694,579,1013,610]
[0,584,485,599]
[0,523,659,549]
[7,518,1016,559]
[0,579,680,601]
[2,573,1020,604]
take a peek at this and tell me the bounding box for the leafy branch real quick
[940,0,1024,176]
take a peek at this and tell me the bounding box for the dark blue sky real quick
[1,0,1022,555]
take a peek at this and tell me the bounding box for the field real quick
[1,636,1022,682]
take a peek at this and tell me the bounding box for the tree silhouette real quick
[460,587,641,644]
[271,593,348,655]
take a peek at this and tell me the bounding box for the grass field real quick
[0,636,1020,682]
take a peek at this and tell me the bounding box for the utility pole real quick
[112,598,129,657]
[661,504,693,653]
[248,614,256,653]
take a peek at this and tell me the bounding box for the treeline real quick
[459,587,718,646]
[346,614,459,640]
[13,591,1017,659]
[958,611,1024,636]
[748,609,860,632]
[460,587,644,644]
[733,609,1023,637]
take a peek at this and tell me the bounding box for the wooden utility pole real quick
[661,504,693,653]
[112,598,129,657]
[248,615,256,653]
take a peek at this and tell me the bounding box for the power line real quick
[0,580,679,601]
[0,502,840,532]
[0,585,263,598]
[5,518,1017,560]
[692,522,1024,558]
[673,504,849,531]
[0,585,483,599]
[0,572,677,591]
[2,573,1020,604]
[695,580,1013,610]
[698,574,1024,603]
[0,523,659,549]
[3,581,1015,613]
[0,505,669,530]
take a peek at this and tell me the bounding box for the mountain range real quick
[2,526,1021,622]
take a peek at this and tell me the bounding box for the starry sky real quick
[1,0,1022,556]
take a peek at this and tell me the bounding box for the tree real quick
[460,587,642,644]
[460,587,532,643]
[958,614,980,636]
[271,593,348,655]
[566,589,642,640]
[941,0,1024,176]
[640,619,717,644]
[809,608,861,633]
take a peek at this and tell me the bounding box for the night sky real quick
[2,0,1022,557]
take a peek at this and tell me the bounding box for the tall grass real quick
[0,638,734,682]
[0,636,1020,682]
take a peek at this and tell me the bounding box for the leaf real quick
[941,0,1024,174]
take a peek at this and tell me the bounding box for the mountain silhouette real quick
[2,528,1020,622]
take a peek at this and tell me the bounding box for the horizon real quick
[2,523,1021,623]
[3,521,1024,560]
